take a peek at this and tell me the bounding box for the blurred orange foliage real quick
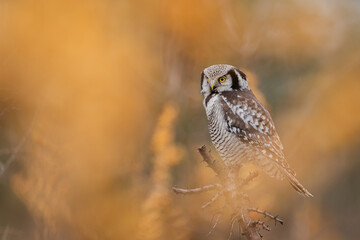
[138,103,187,240]
[0,0,359,239]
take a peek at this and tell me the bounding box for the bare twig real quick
[0,108,39,177]
[172,184,220,194]
[198,146,262,240]
[252,221,271,231]
[227,218,236,240]
[202,191,222,209]
[237,171,259,190]
[197,145,226,178]
[208,211,223,236]
[173,146,283,240]
[248,208,284,225]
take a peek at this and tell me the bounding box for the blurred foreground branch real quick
[173,146,283,239]
[0,108,38,177]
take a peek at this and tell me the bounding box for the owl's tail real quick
[258,159,313,197]
[284,170,313,197]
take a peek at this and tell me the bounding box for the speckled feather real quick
[220,90,296,178]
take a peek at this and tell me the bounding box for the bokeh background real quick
[0,0,359,239]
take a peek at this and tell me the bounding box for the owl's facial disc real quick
[200,64,250,98]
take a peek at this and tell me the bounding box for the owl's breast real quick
[204,95,250,166]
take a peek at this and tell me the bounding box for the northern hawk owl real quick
[201,64,312,197]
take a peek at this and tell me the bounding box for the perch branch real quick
[173,145,283,240]
[197,146,262,240]
[238,171,259,190]
[197,145,226,178]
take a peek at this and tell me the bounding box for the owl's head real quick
[200,64,249,97]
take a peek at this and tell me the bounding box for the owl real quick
[200,64,312,197]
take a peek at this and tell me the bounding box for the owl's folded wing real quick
[219,91,295,175]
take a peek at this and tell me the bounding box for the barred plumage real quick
[201,64,313,197]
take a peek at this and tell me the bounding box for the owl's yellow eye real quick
[206,78,209,83]
[218,77,226,83]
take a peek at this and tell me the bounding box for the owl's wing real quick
[219,91,295,176]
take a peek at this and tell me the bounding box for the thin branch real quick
[237,171,259,189]
[252,221,271,231]
[198,146,263,240]
[208,211,223,236]
[173,146,282,240]
[197,145,227,178]
[0,108,39,177]
[248,208,284,225]
[227,218,236,240]
[202,191,222,209]
[172,184,219,194]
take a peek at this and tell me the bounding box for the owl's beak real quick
[209,80,217,92]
